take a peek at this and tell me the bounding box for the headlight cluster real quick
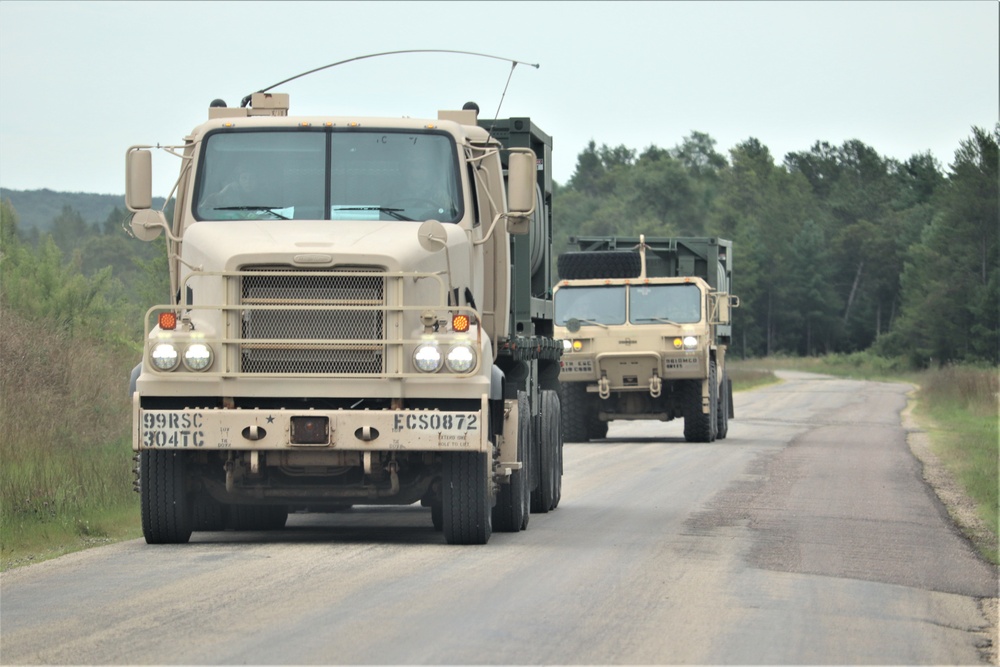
[562,339,585,352]
[672,336,699,351]
[412,341,478,374]
[150,341,215,372]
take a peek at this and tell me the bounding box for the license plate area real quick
[290,416,330,445]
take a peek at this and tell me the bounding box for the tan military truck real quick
[125,93,562,545]
[554,236,738,442]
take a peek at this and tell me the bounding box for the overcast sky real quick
[1,1,997,197]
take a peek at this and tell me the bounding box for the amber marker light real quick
[673,338,683,349]
[452,314,470,333]
[572,340,583,351]
[159,311,178,330]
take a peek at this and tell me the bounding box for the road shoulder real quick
[903,390,998,665]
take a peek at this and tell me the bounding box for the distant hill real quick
[0,188,167,233]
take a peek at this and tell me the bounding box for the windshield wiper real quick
[334,206,414,222]
[213,206,290,220]
[563,317,610,332]
[634,317,681,325]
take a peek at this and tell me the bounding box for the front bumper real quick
[133,393,489,453]
[559,349,708,387]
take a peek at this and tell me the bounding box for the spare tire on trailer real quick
[557,251,642,280]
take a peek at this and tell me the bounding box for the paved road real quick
[2,372,996,664]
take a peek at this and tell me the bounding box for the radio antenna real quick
[241,49,540,107]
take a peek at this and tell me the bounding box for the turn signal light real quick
[158,311,178,330]
[452,314,470,332]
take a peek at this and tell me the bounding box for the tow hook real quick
[649,373,662,398]
[598,375,611,399]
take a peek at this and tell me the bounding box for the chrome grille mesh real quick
[239,268,385,374]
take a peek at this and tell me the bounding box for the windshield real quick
[629,283,702,324]
[554,285,626,326]
[194,129,462,222]
[555,283,702,328]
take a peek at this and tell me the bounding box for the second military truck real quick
[126,93,561,545]
[554,236,738,442]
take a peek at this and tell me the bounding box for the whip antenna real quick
[241,49,540,107]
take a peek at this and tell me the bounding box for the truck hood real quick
[180,219,466,274]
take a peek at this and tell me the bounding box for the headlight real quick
[683,336,698,350]
[445,343,476,373]
[562,339,585,352]
[413,343,443,372]
[150,343,180,371]
[183,343,214,371]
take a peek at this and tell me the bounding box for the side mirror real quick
[417,219,447,253]
[130,209,167,242]
[714,292,730,324]
[126,148,153,211]
[505,149,536,236]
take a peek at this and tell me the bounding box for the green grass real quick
[914,365,999,564]
[1,504,142,570]
[0,307,142,571]
[727,362,780,392]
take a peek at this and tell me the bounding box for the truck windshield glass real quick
[629,283,702,324]
[194,129,461,222]
[554,285,626,326]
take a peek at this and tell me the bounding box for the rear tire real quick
[531,389,562,513]
[442,451,492,545]
[191,492,227,531]
[141,450,193,544]
[587,417,609,440]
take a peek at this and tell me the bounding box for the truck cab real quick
[126,93,561,545]
[554,236,737,443]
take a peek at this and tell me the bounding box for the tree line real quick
[1,124,996,367]
[552,126,999,366]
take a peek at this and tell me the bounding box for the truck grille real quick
[239,268,385,374]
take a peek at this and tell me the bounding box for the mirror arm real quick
[473,213,506,247]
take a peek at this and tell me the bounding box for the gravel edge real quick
[902,390,998,665]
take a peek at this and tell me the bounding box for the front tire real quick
[683,360,718,443]
[560,382,593,442]
[443,451,492,545]
[717,371,730,439]
[141,450,193,544]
